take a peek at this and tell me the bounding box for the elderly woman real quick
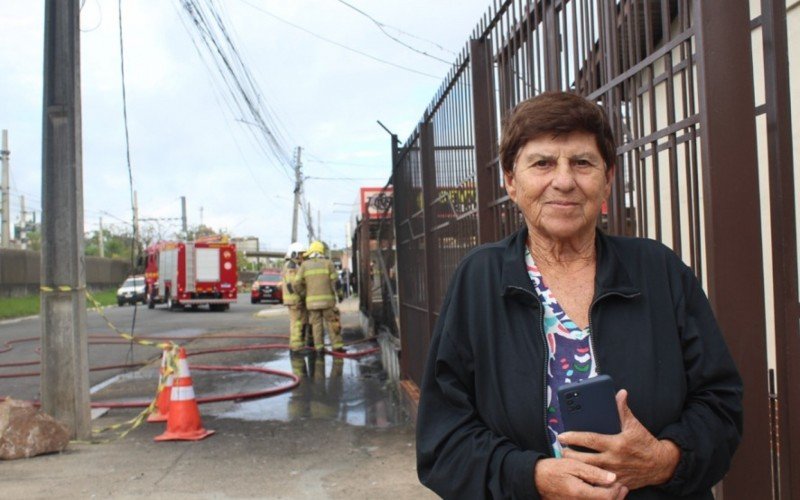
[416,92,742,499]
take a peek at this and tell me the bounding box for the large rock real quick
[0,399,70,459]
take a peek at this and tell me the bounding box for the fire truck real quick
[144,238,238,311]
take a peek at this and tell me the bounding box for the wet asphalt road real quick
[0,295,293,402]
[1,297,429,499]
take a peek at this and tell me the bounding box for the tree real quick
[84,224,137,262]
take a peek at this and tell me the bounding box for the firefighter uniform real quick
[294,242,342,351]
[282,243,308,350]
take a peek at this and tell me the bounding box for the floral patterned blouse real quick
[525,248,597,457]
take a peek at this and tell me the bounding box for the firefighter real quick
[282,242,308,351]
[293,240,343,352]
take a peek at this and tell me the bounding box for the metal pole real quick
[40,0,90,440]
[420,118,438,340]
[181,195,187,235]
[98,217,104,258]
[133,190,139,240]
[1,129,10,247]
[470,38,499,244]
[19,195,27,249]
[306,201,314,242]
[761,0,799,495]
[695,1,772,496]
[291,146,302,243]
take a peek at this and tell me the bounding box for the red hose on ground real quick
[0,335,381,406]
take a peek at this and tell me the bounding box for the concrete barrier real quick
[0,249,131,298]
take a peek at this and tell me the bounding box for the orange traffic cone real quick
[147,347,174,423]
[154,347,215,441]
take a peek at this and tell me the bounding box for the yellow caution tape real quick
[66,291,181,443]
[40,285,82,293]
[84,289,175,351]
[83,344,179,444]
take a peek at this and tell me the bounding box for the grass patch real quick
[0,289,118,320]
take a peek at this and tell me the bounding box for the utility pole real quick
[1,129,10,248]
[133,190,140,240]
[306,201,315,243]
[291,146,302,243]
[180,195,187,236]
[40,0,90,440]
[98,217,104,258]
[18,195,27,249]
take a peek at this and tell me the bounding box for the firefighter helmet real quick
[285,241,305,259]
[305,240,326,257]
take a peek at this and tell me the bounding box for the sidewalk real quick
[1,299,435,499]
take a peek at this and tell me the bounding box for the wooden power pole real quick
[40,0,91,439]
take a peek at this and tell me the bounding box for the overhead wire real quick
[177,0,295,183]
[236,0,442,79]
[117,0,139,361]
[333,0,454,64]
[172,3,290,207]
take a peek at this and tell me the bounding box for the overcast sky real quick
[1,0,490,251]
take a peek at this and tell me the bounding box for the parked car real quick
[116,275,146,306]
[250,271,283,304]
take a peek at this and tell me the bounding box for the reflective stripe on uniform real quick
[306,294,334,302]
[303,269,330,277]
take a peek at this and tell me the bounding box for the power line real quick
[306,176,387,181]
[177,0,296,183]
[117,0,137,242]
[333,0,454,64]
[117,0,140,344]
[236,0,441,79]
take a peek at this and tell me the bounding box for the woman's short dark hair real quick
[499,91,617,173]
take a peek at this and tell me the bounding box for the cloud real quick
[2,0,491,250]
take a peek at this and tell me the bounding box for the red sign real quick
[360,187,393,219]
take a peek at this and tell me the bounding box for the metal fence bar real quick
[420,120,438,341]
[694,1,773,496]
[380,3,794,493]
[471,37,499,244]
[759,0,800,495]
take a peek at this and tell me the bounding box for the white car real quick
[116,275,146,306]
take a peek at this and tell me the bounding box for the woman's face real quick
[504,131,613,242]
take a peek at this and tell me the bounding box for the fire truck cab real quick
[145,239,238,311]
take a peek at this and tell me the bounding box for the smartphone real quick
[557,374,621,443]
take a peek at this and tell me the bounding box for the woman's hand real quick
[534,457,628,499]
[558,390,681,490]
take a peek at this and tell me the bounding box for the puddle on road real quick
[89,339,406,429]
[205,350,405,429]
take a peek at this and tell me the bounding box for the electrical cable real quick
[80,0,103,32]
[236,0,441,79]
[117,0,139,356]
[177,0,296,184]
[333,0,454,64]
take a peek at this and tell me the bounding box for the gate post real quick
[761,0,799,496]
[470,37,498,244]
[695,2,772,496]
[420,119,439,340]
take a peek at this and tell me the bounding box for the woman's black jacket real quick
[416,227,743,499]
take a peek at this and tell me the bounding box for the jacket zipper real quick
[508,285,552,457]
[536,299,550,457]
